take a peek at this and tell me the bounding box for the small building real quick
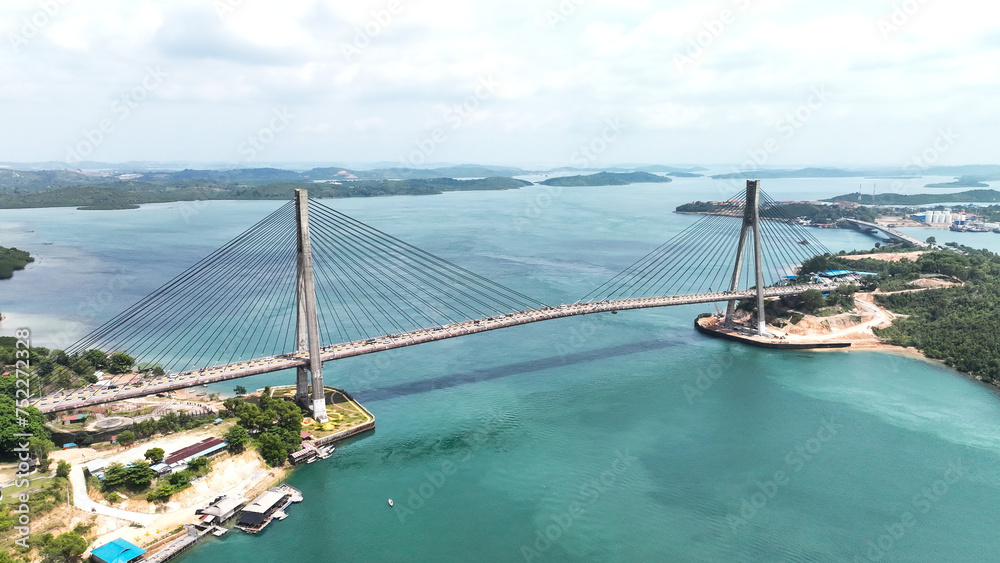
[90,537,146,563]
[235,489,290,533]
[817,270,877,283]
[300,430,313,441]
[289,447,318,465]
[196,495,247,529]
[85,458,109,479]
[150,462,171,476]
[61,413,88,425]
[163,437,228,467]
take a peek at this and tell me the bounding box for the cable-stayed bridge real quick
[30,181,837,415]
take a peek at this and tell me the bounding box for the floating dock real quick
[235,484,303,534]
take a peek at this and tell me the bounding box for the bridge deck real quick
[842,218,928,248]
[31,284,832,413]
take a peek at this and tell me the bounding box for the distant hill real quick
[0,246,33,280]
[925,172,1000,188]
[823,189,1000,205]
[711,168,890,180]
[538,171,672,187]
[0,177,533,210]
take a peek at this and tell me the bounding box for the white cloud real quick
[0,0,996,166]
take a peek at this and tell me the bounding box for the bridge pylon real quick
[294,189,329,423]
[723,180,768,336]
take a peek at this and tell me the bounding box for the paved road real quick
[34,284,839,413]
[69,465,156,526]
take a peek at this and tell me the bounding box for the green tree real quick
[234,385,247,397]
[144,447,165,463]
[224,424,250,453]
[70,358,93,377]
[107,352,135,375]
[799,289,826,314]
[258,386,273,412]
[29,435,56,462]
[74,431,94,447]
[271,399,304,433]
[101,463,127,490]
[926,236,936,244]
[82,349,108,370]
[187,456,210,474]
[42,531,87,561]
[124,461,156,490]
[0,395,51,462]
[116,430,136,447]
[56,460,71,479]
[258,432,288,467]
[152,366,165,377]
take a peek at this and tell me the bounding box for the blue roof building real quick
[819,270,878,278]
[90,538,146,563]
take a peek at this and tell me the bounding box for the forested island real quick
[709,165,1000,181]
[799,246,1000,383]
[675,201,877,223]
[824,189,1000,205]
[0,246,33,279]
[538,171,671,186]
[0,177,533,210]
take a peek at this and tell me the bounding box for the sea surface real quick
[3,176,1000,562]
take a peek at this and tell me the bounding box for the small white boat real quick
[388,499,394,507]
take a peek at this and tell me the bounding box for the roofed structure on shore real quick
[164,436,227,466]
[90,537,146,563]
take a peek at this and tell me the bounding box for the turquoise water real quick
[3,179,1000,561]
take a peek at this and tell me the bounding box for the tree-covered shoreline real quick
[799,246,1000,383]
[0,177,533,210]
[0,246,33,279]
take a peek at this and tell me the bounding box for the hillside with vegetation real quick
[538,171,671,186]
[0,177,533,210]
[0,247,33,279]
[823,189,1000,205]
[674,201,877,223]
[799,247,1000,382]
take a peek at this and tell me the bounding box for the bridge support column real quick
[294,189,328,423]
[723,180,768,336]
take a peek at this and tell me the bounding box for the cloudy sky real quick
[1,0,996,169]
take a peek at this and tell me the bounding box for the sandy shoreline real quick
[45,423,292,556]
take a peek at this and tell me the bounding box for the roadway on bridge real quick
[31,284,834,413]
